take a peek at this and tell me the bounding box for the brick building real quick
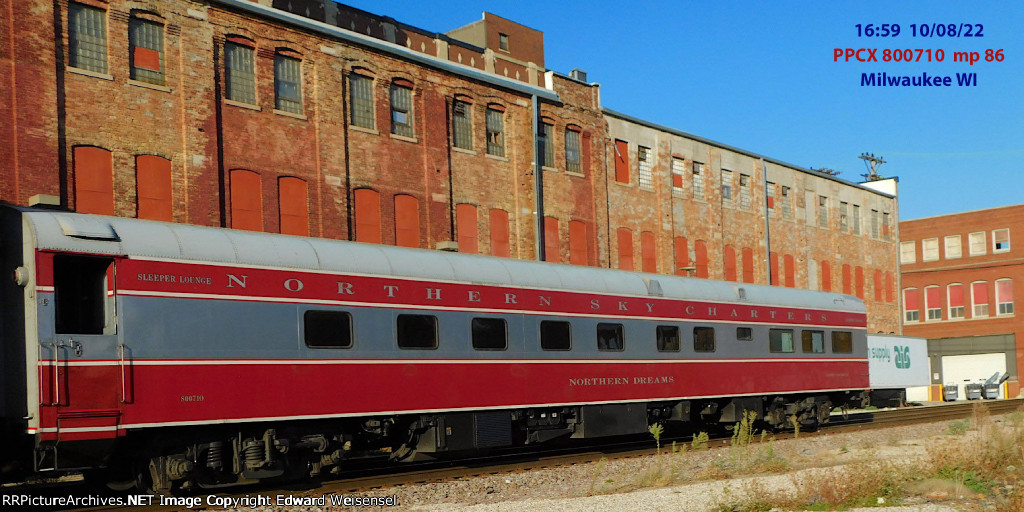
[0,0,898,330]
[900,205,1023,398]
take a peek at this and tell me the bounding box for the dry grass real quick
[718,403,1024,511]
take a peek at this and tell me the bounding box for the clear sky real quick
[338,1,1023,221]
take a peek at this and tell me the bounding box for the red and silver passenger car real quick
[0,206,868,491]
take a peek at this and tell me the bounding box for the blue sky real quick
[338,1,1023,221]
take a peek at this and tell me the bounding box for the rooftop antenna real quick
[859,152,886,181]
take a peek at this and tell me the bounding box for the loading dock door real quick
[941,353,1006,400]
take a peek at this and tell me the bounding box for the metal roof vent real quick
[569,68,587,82]
[643,277,663,297]
[57,216,120,241]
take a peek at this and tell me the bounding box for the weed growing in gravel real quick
[947,418,970,435]
[648,422,664,452]
[691,431,710,451]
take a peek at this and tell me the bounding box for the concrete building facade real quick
[900,205,1023,398]
[0,0,898,331]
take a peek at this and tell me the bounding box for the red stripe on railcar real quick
[36,359,868,434]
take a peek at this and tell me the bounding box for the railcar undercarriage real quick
[68,390,867,494]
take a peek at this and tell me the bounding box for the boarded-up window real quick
[842,264,852,294]
[354,189,381,244]
[136,155,172,221]
[873,270,883,302]
[489,209,510,257]
[278,177,309,236]
[852,266,867,299]
[129,17,163,85]
[784,254,795,288]
[224,41,256,104]
[394,195,420,248]
[568,220,588,266]
[903,288,920,322]
[821,261,832,292]
[74,146,114,215]
[695,240,708,278]
[723,245,737,282]
[948,283,965,319]
[769,252,779,286]
[614,139,629,183]
[885,271,894,302]
[641,231,657,273]
[229,169,262,231]
[348,73,374,129]
[452,99,472,150]
[274,53,303,114]
[544,217,560,263]
[456,204,478,254]
[741,247,754,283]
[674,237,689,276]
[616,228,633,271]
[69,3,107,73]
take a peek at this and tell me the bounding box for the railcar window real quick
[769,329,795,353]
[736,327,753,341]
[304,311,352,348]
[54,255,114,335]
[540,320,571,351]
[472,318,507,350]
[693,327,715,352]
[657,325,680,352]
[596,323,624,351]
[801,330,825,353]
[832,331,853,353]
[397,314,438,349]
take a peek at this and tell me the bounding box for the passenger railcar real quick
[0,206,868,492]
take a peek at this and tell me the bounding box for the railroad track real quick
[10,398,1022,511]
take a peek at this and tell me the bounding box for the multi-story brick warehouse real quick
[900,205,1023,398]
[0,0,898,331]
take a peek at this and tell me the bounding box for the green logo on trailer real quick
[894,345,911,369]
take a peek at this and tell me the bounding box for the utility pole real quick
[859,153,886,181]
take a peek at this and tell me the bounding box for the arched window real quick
[568,220,589,266]
[972,281,990,317]
[229,169,262,231]
[544,217,560,263]
[390,79,414,137]
[456,204,478,254]
[694,240,708,278]
[741,248,754,284]
[74,146,114,215]
[924,285,942,321]
[278,177,309,236]
[565,125,582,173]
[616,228,633,271]
[723,245,737,282]
[136,155,172,221]
[274,50,303,114]
[820,261,832,292]
[394,194,420,248]
[996,279,1014,315]
[640,231,657,273]
[674,237,689,276]
[783,254,795,288]
[489,209,510,257]
[947,283,965,319]
[348,70,375,129]
[130,13,164,85]
[353,189,381,243]
[903,288,920,322]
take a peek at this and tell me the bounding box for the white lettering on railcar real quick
[226,274,247,288]
[180,394,204,402]
[426,288,442,300]
[618,301,629,311]
[504,293,517,304]
[590,299,601,310]
[383,285,398,297]
[284,279,304,292]
[467,290,481,302]
[138,273,176,282]
[178,276,211,285]
[337,282,354,294]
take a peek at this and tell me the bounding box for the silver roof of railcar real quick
[19,208,866,314]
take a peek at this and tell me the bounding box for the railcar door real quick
[48,254,124,466]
